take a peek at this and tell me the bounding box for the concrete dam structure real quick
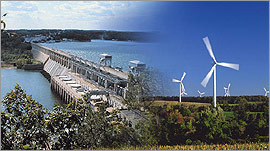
[31,43,144,127]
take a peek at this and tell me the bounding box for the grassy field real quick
[151,100,263,108]
[222,102,264,106]
[94,142,269,150]
[151,100,211,108]
[224,112,264,120]
[224,112,234,120]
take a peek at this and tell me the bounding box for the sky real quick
[1,1,269,96]
[1,1,161,31]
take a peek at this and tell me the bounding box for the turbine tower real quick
[172,72,187,102]
[264,88,269,96]
[198,90,205,97]
[224,83,231,97]
[201,37,239,107]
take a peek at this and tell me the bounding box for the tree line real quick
[145,95,268,104]
[6,29,157,42]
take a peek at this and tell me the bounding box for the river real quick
[1,69,61,110]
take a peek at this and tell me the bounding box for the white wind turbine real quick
[172,72,187,102]
[264,88,269,96]
[198,90,205,97]
[224,83,231,97]
[201,37,239,107]
[181,84,188,96]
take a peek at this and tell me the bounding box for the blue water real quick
[41,40,157,72]
[1,69,61,110]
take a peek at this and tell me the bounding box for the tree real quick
[234,98,248,121]
[136,105,195,146]
[1,85,140,150]
[124,67,162,111]
[1,84,50,150]
[194,107,231,144]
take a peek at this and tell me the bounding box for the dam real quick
[31,43,144,127]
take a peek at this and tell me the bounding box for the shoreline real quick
[1,64,17,69]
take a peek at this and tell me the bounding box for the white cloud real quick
[1,1,161,31]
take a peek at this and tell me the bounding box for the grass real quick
[224,112,264,120]
[224,112,234,120]
[94,142,269,150]
[151,100,211,108]
[247,112,264,114]
[221,102,263,106]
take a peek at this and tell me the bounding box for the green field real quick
[224,112,234,120]
[222,102,264,106]
[152,100,263,108]
[223,112,264,120]
[151,100,211,108]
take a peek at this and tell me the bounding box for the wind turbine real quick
[201,37,239,107]
[264,88,269,96]
[198,90,205,97]
[172,72,186,102]
[181,84,188,96]
[224,83,231,96]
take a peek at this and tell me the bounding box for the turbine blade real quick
[264,88,266,92]
[228,83,231,89]
[201,65,216,87]
[180,72,186,82]
[217,62,239,70]
[172,79,181,83]
[198,90,200,93]
[181,83,185,91]
[203,37,217,63]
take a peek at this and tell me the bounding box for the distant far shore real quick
[1,63,16,69]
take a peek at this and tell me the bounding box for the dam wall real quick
[44,59,69,77]
[31,43,50,63]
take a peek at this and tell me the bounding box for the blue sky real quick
[148,1,269,96]
[1,1,269,96]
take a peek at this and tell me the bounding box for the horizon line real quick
[5,28,155,33]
